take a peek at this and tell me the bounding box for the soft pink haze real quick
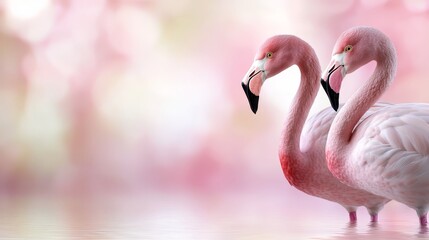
[0,0,429,238]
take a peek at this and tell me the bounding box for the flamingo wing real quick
[350,103,429,199]
[300,106,337,153]
[301,103,391,153]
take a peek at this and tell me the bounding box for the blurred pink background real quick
[1,0,429,236]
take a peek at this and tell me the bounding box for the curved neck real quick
[280,51,321,158]
[327,46,396,158]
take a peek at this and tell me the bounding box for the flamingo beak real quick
[242,82,259,114]
[320,56,345,111]
[241,60,266,114]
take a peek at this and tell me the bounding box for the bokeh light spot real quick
[4,0,51,20]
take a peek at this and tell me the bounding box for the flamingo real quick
[321,26,429,226]
[241,35,389,222]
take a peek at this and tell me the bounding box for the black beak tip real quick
[329,91,339,112]
[241,82,259,114]
[320,78,339,112]
[250,104,258,114]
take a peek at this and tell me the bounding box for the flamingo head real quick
[320,27,384,111]
[242,35,301,113]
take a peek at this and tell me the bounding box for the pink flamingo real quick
[321,26,429,226]
[241,35,389,222]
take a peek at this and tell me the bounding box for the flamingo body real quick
[321,26,429,225]
[283,103,390,211]
[338,103,429,209]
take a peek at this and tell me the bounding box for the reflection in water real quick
[0,193,426,239]
[419,226,428,235]
[316,221,429,240]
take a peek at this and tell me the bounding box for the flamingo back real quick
[345,103,429,207]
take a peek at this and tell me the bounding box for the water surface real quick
[0,193,426,239]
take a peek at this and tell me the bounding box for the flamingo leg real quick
[420,215,427,226]
[349,211,357,223]
[370,214,378,222]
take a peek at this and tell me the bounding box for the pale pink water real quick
[0,192,426,240]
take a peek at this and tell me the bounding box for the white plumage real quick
[349,103,429,210]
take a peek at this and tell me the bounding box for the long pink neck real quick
[279,44,320,179]
[326,40,397,173]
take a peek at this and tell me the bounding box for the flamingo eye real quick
[344,45,353,52]
[266,52,273,58]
